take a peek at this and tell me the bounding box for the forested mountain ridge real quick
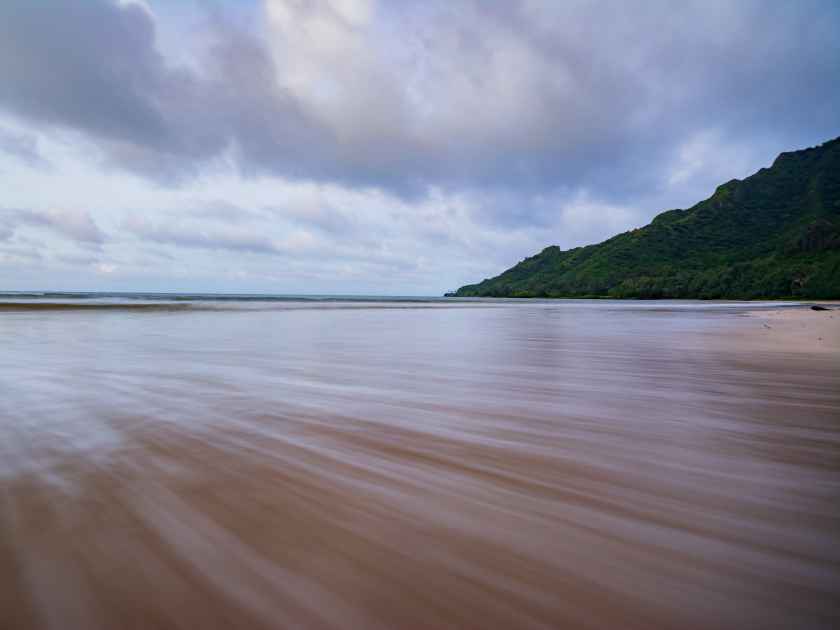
[451,137,840,299]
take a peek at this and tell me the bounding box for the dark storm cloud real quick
[0,0,838,210]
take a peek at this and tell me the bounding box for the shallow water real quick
[1,298,838,629]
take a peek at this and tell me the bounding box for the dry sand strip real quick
[741,304,840,354]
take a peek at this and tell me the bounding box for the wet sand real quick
[1,300,838,629]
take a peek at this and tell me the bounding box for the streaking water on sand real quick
[1,297,838,629]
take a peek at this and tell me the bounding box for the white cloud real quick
[96,263,117,274]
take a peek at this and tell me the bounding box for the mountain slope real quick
[451,137,840,299]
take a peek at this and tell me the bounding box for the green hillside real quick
[451,137,840,299]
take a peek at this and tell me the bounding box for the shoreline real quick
[736,304,840,354]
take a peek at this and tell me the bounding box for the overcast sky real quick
[0,0,838,294]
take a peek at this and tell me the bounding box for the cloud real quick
[0,244,43,264]
[182,200,266,224]
[0,2,172,147]
[123,214,282,255]
[96,263,117,274]
[56,252,101,266]
[0,0,836,200]
[0,208,105,244]
[0,126,48,167]
[264,196,357,236]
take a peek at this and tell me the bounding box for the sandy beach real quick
[1,300,838,630]
[739,304,840,354]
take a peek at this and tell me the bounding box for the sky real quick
[0,0,838,295]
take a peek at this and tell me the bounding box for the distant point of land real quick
[451,137,840,300]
